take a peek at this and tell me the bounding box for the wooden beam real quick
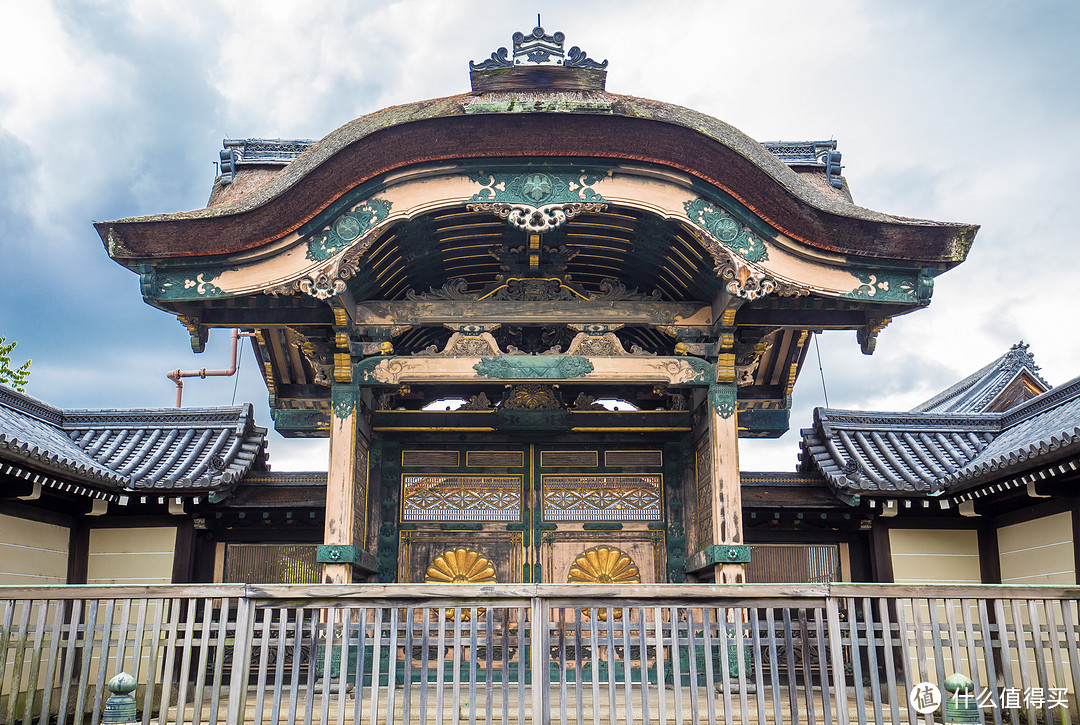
[869,521,894,583]
[356,354,714,387]
[737,308,870,328]
[978,526,1001,584]
[66,525,89,585]
[172,520,196,583]
[199,308,331,326]
[275,383,332,402]
[355,300,713,328]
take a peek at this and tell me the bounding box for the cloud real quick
[1,1,1078,473]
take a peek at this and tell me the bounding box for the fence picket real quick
[2,584,1080,725]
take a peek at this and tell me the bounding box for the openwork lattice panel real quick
[542,474,662,521]
[402,475,523,521]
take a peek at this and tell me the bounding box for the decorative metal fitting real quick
[470,20,607,70]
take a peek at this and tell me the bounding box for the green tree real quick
[0,336,31,392]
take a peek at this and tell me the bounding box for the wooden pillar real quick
[707,382,746,583]
[321,384,372,584]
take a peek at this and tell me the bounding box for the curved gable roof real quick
[97,90,977,267]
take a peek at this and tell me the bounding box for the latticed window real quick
[746,544,841,584]
[224,543,320,584]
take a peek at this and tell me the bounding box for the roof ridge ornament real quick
[469,19,608,71]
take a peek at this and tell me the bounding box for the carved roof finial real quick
[469,21,608,71]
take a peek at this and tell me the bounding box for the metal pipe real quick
[167,329,256,407]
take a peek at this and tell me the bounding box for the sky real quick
[1,0,1078,472]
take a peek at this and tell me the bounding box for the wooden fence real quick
[2,584,1079,724]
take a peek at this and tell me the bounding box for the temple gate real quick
[97,24,975,587]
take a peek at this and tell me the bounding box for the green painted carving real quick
[582,522,623,531]
[708,383,737,419]
[317,544,362,564]
[270,408,331,437]
[144,266,226,300]
[354,356,390,384]
[331,385,357,419]
[474,355,594,379]
[704,543,751,564]
[666,520,687,583]
[684,198,769,263]
[306,198,392,262]
[470,169,607,206]
[683,357,714,384]
[844,267,936,303]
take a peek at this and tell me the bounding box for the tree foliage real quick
[0,336,31,392]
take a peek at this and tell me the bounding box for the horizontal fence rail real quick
[2,584,1079,724]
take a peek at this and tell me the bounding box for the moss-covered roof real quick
[97,87,977,265]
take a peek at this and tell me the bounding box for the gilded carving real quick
[486,278,579,301]
[425,548,497,584]
[592,278,662,301]
[268,207,389,301]
[571,393,607,411]
[543,474,662,521]
[403,475,522,521]
[858,317,891,355]
[425,548,498,617]
[460,392,494,410]
[568,333,624,356]
[568,546,640,584]
[406,278,473,301]
[447,336,499,356]
[296,332,334,386]
[467,201,608,232]
[500,384,563,410]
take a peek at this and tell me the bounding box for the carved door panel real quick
[534,445,666,585]
[396,445,528,584]
[395,444,668,584]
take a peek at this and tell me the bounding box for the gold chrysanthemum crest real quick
[425,548,497,584]
[567,545,640,584]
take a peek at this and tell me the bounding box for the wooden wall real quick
[998,511,1076,585]
[0,513,69,586]
[888,528,981,584]
[86,527,177,585]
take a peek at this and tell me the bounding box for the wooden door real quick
[394,444,669,584]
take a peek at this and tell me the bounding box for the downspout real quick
[167,328,256,407]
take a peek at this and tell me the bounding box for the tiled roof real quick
[800,373,1080,499]
[0,384,267,496]
[911,341,1050,413]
